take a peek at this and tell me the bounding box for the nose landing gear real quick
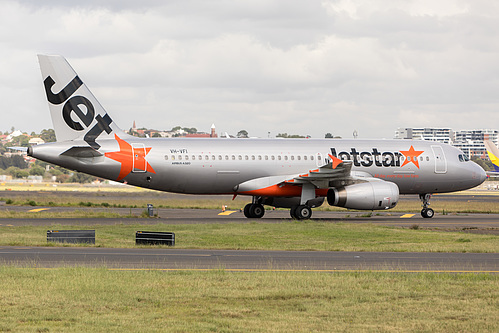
[419,193,434,218]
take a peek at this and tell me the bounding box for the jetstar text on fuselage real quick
[330,147,418,168]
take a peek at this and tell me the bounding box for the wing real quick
[236,154,359,196]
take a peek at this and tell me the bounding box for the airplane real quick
[28,55,487,219]
[484,140,499,177]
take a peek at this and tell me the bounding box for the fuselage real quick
[29,137,487,196]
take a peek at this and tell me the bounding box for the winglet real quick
[328,154,343,169]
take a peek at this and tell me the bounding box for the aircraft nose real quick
[475,164,487,186]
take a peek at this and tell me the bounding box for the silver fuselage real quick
[30,137,487,196]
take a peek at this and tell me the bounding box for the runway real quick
[1,247,497,272]
[1,208,499,233]
[0,195,497,272]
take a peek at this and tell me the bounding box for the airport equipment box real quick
[136,231,175,246]
[47,230,95,244]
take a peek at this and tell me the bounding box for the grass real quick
[0,267,497,332]
[0,222,497,252]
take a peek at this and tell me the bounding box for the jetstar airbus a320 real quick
[28,55,487,219]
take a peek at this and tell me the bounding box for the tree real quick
[6,166,28,179]
[183,127,197,134]
[325,133,333,138]
[7,135,30,147]
[152,132,162,138]
[0,155,28,169]
[40,129,56,142]
[69,172,95,183]
[29,166,46,176]
[237,130,249,138]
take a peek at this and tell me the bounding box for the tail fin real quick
[484,140,499,172]
[38,55,127,149]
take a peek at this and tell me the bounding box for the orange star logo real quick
[400,145,424,169]
[104,134,156,181]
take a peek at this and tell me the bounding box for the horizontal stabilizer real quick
[60,146,103,158]
[8,146,28,152]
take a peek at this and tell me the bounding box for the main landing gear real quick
[419,193,434,218]
[290,205,312,220]
[243,203,265,218]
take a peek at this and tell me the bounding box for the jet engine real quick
[327,181,399,210]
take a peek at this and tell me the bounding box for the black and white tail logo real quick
[44,75,113,149]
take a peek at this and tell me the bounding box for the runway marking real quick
[28,208,50,213]
[108,268,499,273]
[400,214,415,218]
[218,210,237,216]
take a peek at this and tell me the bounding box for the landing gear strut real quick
[419,193,434,218]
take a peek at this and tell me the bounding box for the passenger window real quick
[278,156,282,161]
[271,156,275,160]
[304,156,307,161]
[245,155,249,160]
[251,155,255,160]
[426,156,429,161]
[185,155,189,160]
[218,155,222,160]
[171,155,175,160]
[291,156,295,161]
[265,155,268,160]
[192,155,195,160]
[232,155,235,160]
[178,155,182,160]
[198,155,202,160]
[238,155,242,160]
[419,156,423,161]
[258,155,262,160]
[212,155,216,160]
[225,155,229,160]
[284,156,288,161]
[311,156,314,160]
[297,156,301,161]
[164,155,169,160]
[205,155,209,160]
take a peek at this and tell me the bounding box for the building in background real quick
[395,127,499,159]
[394,127,454,144]
[453,129,499,159]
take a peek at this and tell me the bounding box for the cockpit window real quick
[458,154,469,162]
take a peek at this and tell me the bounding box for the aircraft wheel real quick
[249,204,265,218]
[243,204,252,218]
[290,205,298,219]
[421,208,434,218]
[295,205,312,220]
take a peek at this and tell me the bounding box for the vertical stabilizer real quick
[484,140,499,172]
[38,55,127,148]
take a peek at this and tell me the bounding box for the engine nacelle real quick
[327,181,399,210]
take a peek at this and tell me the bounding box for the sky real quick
[1,0,499,139]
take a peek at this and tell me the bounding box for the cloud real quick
[1,0,499,138]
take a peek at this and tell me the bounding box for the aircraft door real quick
[132,143,147,173]
[431,145,447,174]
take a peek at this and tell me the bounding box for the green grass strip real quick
[0,267,497,332]
[0,221,497,252]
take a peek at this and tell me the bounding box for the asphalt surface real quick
[0,192,497,272]
[1,247,497,272]
[1,208,499,233]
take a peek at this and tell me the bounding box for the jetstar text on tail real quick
[330,146,424,168]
